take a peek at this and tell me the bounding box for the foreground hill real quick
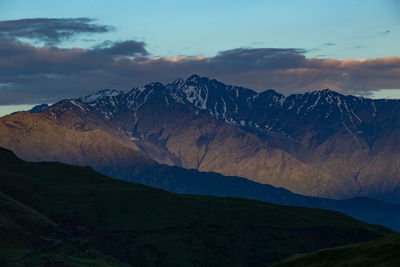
[1,112,400,231]
[0,147,394,266]
[273,235,400,267]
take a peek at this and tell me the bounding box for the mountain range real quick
[23,74,400,202]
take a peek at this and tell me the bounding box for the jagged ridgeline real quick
[0,147,394,266]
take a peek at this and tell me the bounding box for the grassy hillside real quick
[0,147,394,266]
[272,235,400,267]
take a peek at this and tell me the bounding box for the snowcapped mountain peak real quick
[320,88,335,93]
[186,74,202,82]
[58,76,396,139]
[165,75,213,110]
[169,77,185,87]
[311,88,342,96]
[183,74,219,88]
[148,81,164,87]
[81,89,124,103]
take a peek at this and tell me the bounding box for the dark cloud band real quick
[0,18,113,45]
[91,40,149,56]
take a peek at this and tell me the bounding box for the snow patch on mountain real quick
[81,89,124,103]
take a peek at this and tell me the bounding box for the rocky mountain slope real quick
[1,108,400,231]
[0,147,394,266]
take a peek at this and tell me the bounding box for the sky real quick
[0,0,400,116]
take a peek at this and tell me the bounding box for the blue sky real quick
[2,0,399,59]
[0,0,399,116]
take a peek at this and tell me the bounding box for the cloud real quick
[208,48,307,70]
[0,22,399,104]
[0,18,113,46]
[92,40,149,56]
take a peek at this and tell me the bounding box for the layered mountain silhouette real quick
[0,147,394,266]
[1,76,400,230]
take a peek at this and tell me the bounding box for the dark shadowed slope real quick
[0,147,394,266]
[272,235,400,267]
